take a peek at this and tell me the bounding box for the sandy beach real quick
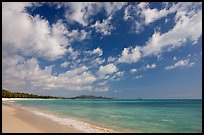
[2,104,83,133]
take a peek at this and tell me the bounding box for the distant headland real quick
[2,89,112,100]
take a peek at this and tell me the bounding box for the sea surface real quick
[10,99,202,133]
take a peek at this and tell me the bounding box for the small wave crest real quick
[162,119,173,122]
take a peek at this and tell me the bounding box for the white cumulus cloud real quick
[97,81,108,86]
[116,71,125,77]
[142,8,202,56]
[145,63,157,69]
[135,75,143,79]
[60,61,69,68]
[97,63,117,78]
[107,56,116,62]
[67,47,79,60]
[62,2,127,26]
[86,47,103,56]
[117,46,142,64]
[2,56,97,92]
[92,58,105,66]
[165,59,194,70]
[91,16,115,36]
[137,2,171,25]
[130,68,138,73]
[2,2,90,61]
[94,87,109,92]
[119,2,202,64]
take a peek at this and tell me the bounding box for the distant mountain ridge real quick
[70,95,112,100]
[2,89,112,100]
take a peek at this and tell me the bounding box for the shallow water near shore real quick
[10,99,202,133]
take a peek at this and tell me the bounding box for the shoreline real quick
[2,99,120,133]
[2,103,83,133]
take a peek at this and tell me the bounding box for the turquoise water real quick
[12,99,202,133]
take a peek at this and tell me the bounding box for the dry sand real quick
[2,104,83,133]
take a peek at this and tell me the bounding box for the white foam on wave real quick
[31,110,118,133]
[162,119,173,122]
[8,101,15,102]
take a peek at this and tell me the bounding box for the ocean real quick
[10,99,202,133]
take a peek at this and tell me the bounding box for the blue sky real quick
[2,2,202,99]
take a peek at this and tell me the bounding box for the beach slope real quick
[2,104,82,133]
